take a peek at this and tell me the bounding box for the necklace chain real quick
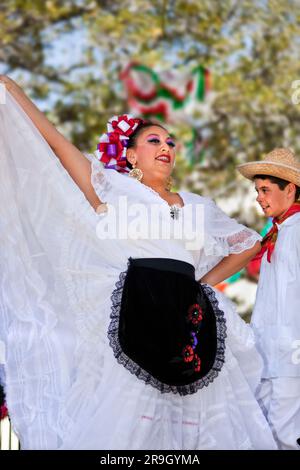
[125,174,183,218]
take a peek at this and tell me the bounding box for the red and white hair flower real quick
[95,114,144,173]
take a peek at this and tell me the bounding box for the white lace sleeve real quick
[204,198,261,256]
[225,229,260,253]
[195,197,260,278]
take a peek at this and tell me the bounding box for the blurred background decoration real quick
[120,62,211,167]
[1,0,300,317]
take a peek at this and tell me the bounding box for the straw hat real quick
[237,148,300,187]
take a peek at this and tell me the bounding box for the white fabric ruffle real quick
[59,287,276,450]
[0,91,275,450]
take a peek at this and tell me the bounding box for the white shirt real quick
[251,212,300,378]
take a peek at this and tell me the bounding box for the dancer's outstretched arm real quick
[200,240,261,286]
[0,75,101,210]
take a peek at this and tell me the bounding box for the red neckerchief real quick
[254,202,300,263]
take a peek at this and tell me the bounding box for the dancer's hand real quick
[0,75,24,96]
[0,74,101,210]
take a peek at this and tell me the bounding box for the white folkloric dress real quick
[0,92,277,450]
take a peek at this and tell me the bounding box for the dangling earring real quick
[165,176,174,191]
[129,163,143,182]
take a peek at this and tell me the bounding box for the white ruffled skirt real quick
[0,92,277,450]
[58,287,277,450]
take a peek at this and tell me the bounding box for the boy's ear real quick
[287,182,296,198]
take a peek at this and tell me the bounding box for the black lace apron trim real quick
[108,258,227,396]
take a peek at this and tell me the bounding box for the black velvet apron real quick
[108,258,226,396]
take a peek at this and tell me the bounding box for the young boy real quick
[238,148,300,450]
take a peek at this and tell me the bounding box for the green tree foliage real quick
[1,0,300,203]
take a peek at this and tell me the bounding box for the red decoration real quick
[193,354,201,373]
[0,404,8,420]
[110,115,142,137]
[96,114,144,172]
[254,202,300,263]
[187,304,203,325]
[182,345,194,363]
[97,132,126,167]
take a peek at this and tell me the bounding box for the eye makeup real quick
[146,134,176,148]
[166,138,176,148]
[147,135,160,143]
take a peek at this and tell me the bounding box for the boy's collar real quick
[276,211,300,228]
